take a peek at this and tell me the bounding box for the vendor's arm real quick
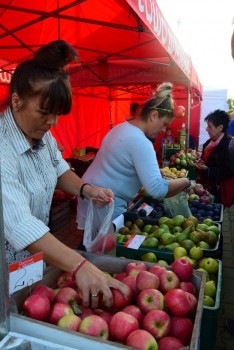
[57,169,114,205]
[131,140,190,198]
[27,233,129,308]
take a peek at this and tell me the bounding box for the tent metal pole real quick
[109,91,113,129]
[186,84,191,152]
[0,161,10,341]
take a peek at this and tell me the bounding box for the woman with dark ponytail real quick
[0,40,129,307]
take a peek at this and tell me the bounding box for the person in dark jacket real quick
[195,109,234,203]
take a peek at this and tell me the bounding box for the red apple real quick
[185,292,198,317]
[179,281,196,295]
[126,329,158,350]
[122,275,138,296]
[122,305,144,325]
[158,336,184,350]
[98,310,113,326]
[55,287,81,305]
[174,105,185,118]
[148,265,167,278]
[142,310,171,340]
[164,289,197,317]
[49,302,74,324]
[57,314,81,331]
[125,262,147,276]
[169,316,193,346]
[159,270,180,293]
[136,270,160,291]
[32,284,55,304]
[93,233,116,253]
[56,271,77,290]
[79,315,109,340]
[111,286,132,309]
[171,258,193,281]
[114,272,127,281]
[110,311,139,342]
[137,288,164,314]
[76,305,94,320]
[22,295,50,321]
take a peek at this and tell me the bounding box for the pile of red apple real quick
[21,258,199,350]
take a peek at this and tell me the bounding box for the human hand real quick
[195,159,207,171]
[74,260,130,309]
[83,185,114,207]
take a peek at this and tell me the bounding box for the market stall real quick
[0,0,202,157]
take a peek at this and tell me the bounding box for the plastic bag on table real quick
[83,199,116,255]
[163,191,192,218]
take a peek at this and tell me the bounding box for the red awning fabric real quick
[0,0,202,157]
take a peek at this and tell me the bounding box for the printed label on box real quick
[138,203,154,216]
[124,234,146,249]
[112,214,124,233]
[9,252,44,294]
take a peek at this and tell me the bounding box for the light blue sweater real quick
[77,122,168,227]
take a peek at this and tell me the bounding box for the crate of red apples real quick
[14,252,206,350]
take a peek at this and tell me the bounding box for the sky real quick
[157,0,234,98]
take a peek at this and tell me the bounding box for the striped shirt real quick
[0,108,69,264]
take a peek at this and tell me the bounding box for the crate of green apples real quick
[116,213,222,262]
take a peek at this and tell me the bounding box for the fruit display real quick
[161,166,188,178]
[19,259,204,350]
[116,215,221,252]
[188,182,223,222]
[169,149,202,167]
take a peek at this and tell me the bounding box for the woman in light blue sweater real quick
[77,82,191,229]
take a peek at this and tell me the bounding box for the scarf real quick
[203,133,224,163]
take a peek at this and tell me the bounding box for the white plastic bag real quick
[83,199,116,254]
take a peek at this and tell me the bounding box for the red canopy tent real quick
[0,0,202,157]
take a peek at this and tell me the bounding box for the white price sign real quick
[124,234,146,250]
[137,203,154,216]
[9,252,44,294]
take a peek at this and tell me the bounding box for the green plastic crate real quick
[200,259,222,350]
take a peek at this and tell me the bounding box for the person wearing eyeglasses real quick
[77,82,191,235]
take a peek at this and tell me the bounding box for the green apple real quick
[197,241,210,249]
[172,215,185,227]
[208,225,219,235]
[172,226,183,233]
[143,224,152,234]
[202,258,219,274]
[203,295,215,307]
[158,216,170,226]
[125,220,132,229]
[189,246,203,260]
[204,280,216,297]
[202,218,213,227]
[142,237,159,248]
[173,246,187,260]
[135,218,144,229]
[197,268,209,282]
[142,252,157,263]
[157,259,168,266]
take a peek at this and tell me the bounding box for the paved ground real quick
[53,202,234,350]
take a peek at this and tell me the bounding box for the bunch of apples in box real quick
[169,149,201,167]
[21,258,200,350]
[116,213,220,252]
[173,245,219,308]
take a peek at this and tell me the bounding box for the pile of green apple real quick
[116,214,220,251]
[169,149,202,167]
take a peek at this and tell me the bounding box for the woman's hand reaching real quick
[74,259,130,309]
